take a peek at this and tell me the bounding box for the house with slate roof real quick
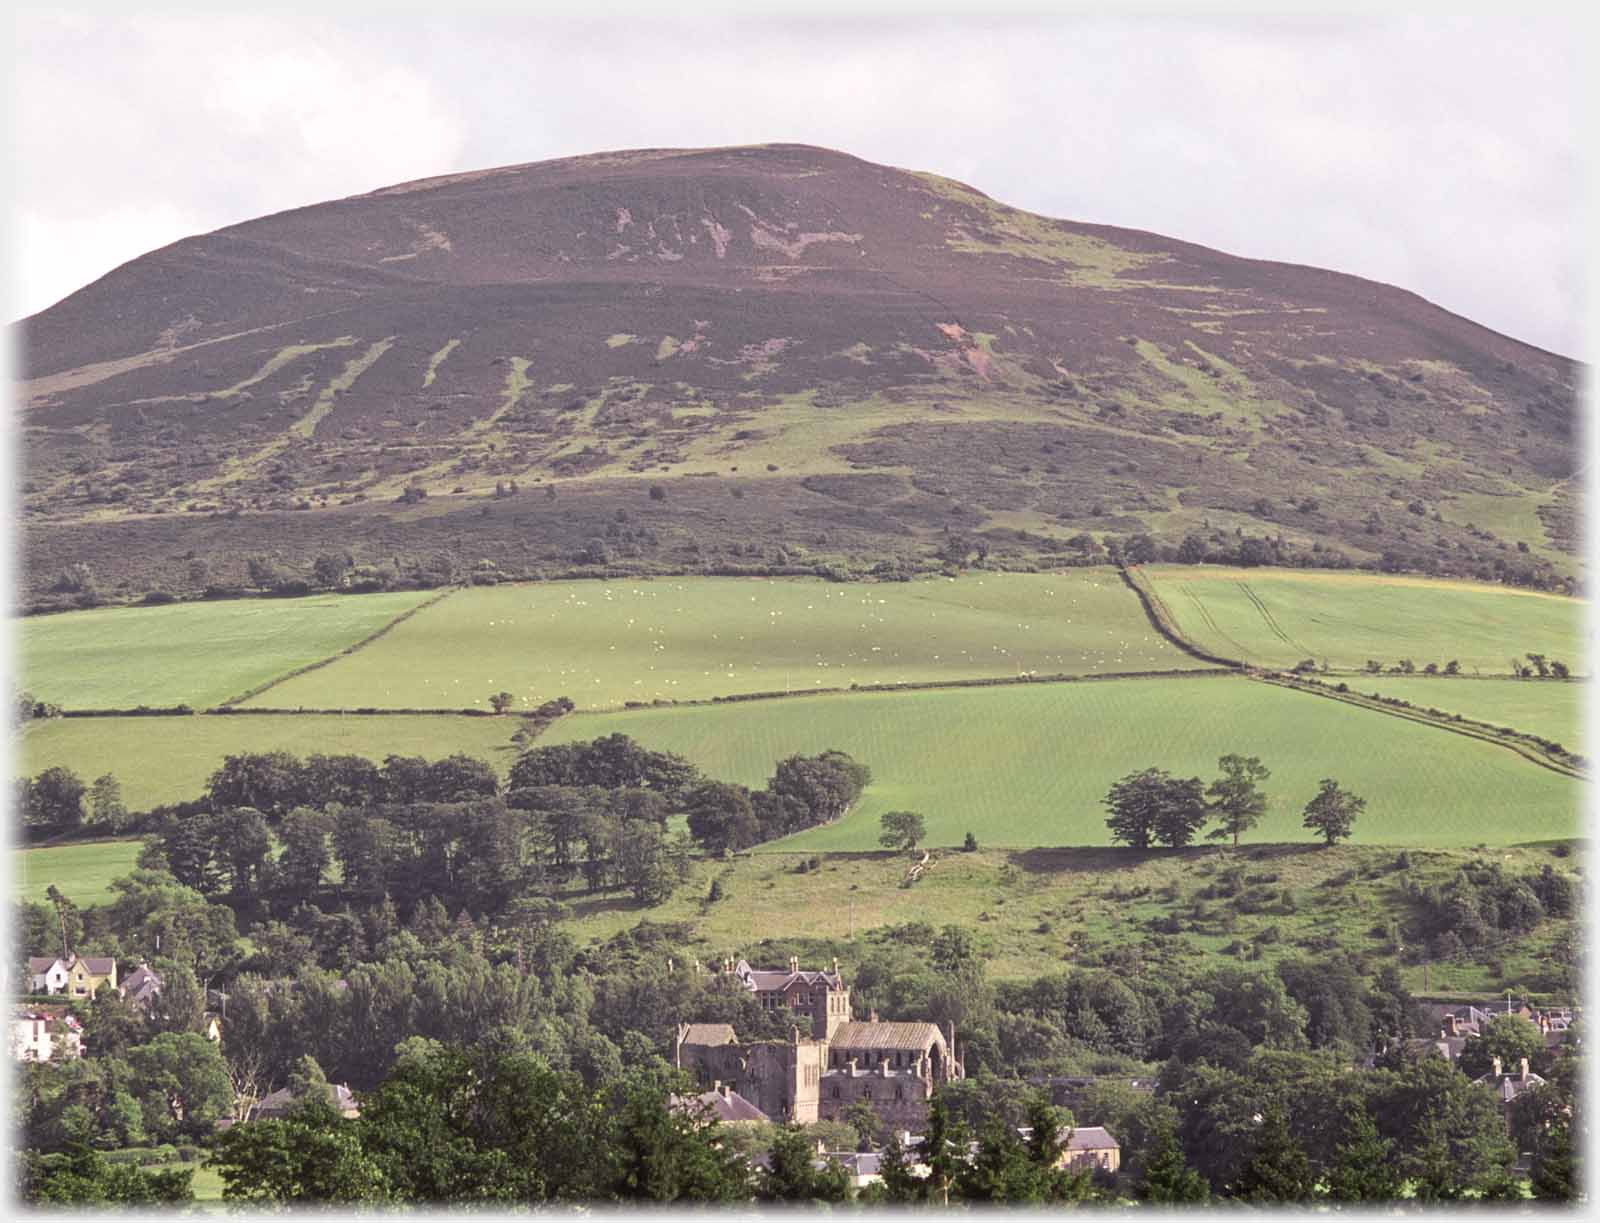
[677,958,962,1128]
[121,963,163,1010]
[1472,1057,1546,1129]
[671,1082,771,1125]
[28,953,117,998]
[254,1081,361,1121]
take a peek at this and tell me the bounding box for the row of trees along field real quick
[18,911,1581,1205]
[1103,756,1366,849]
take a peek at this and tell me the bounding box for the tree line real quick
[1103,755,1365,849]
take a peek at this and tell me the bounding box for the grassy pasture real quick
[562,842,1577,990]
[244,572,1201,712]
[16,714,522,813]
[540,676,1582,850]
[1143,565,1587,675]
[15,591,437,710]
[1340,677,1584,750]
[13,839,143,906]
[17,676,1583,848]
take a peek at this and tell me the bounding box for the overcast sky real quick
[7,7,1587,357]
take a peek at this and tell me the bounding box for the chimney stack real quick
[869,1009,879,1023]
[1492,1056,1503,1078]
[832,957,840,977]
[849,1058,859,1076]
[1520,1058,1530,1081]
[789,956,799,974]
[1446,1015,1458,1036]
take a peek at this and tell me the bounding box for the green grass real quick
[20,674,1582,848]
[15,590,438,710]
[538,675,1583,849]
[1340,677,1584,750]
[14,839,143,905]
[17,714,523,812]
[1144,565,1587,675]
[562,841,1578,988]
[243,572,1202,712]
[169,1160,228,1208]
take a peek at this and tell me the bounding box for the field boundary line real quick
[213,588,458,709]
[1118,566,1243,668]
[1254,673,1588,781]
[231,666,1242,717]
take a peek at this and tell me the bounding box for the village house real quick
[27,953,117,998]
[253,1081,361,1121]
[676,958,962,1128]
[9,1007,84,1063]
[899,1124,1121,1176]
[1472,1057,1546,1129]
[1058,1125,1121,1174]
[670,1082,771,1125]
[121,962,163,1009]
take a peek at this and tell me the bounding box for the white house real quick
[9,1009,83,1063]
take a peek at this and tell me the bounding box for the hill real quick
[16,143,1581,607]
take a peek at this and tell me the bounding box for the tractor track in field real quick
[1121,566,1586,781]
[1235,580,1315,659]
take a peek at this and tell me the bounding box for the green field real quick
[539,676,1583,849]
[17,714,522,812]
[18,674,1583,849]
[1144,565,1588,675]
[561,843,1577,988]
[15,591,437,710]
[242,572,1205,711]
[14,839,143,906]
[1343,677,1585,750]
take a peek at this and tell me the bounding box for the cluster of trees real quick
[55,738,872,942]
[1103,756,1364,849]
[16,690,63,724]
[1514,652,1573,679]
[16,768,130,838]
[681,750,871,853]
[1405,859,1575,964]
[14,860,1582,1206]
[1363,657,1461,675]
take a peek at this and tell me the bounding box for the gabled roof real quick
[27,958,64,974]
[672,1089,769,1124]
[732,958,843,994]
[257,1083,359,1115]
[820,1152,882,1177]
[829,1021,943,1052]
[122,964,162,993]
[73,956,117,975]
[1472,1070,1546,1103]
[679,1023,737,1047]
[1064,1126,1119,1152]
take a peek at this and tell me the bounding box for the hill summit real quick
[17,143,1580,604]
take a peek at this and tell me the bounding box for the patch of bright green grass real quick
[293,337,394,439]
[1144,565,1587,675]
[13,839,142,905]
[244,572,1201,712]
[421,337,461,388]
[539,675,1582,849]
[15,590,439,709]
[1341,677,1583,749]
[17,714,522,813]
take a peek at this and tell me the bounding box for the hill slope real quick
[17,143,1581,604]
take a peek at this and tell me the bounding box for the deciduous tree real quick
[1206,754,1270,847]
[1302,779,1364,846]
